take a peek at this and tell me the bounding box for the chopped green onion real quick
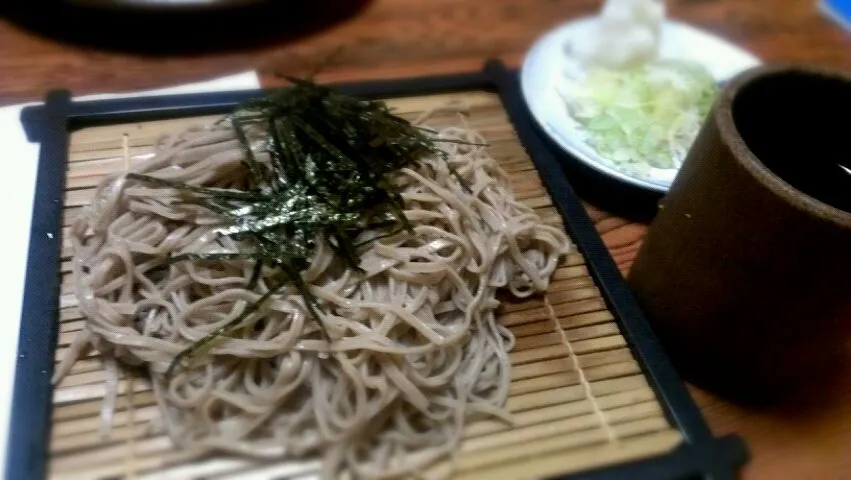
[560,59,718,177]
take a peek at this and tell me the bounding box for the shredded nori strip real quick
[130,78,481,379]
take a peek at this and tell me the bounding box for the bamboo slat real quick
[48,91,681,479]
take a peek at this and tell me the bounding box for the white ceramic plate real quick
[521,17,761,193]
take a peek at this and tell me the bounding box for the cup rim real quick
[715,63,851,228]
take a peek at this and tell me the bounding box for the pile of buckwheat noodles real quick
[56,109,571,479]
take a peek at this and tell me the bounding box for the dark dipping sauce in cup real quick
[733,72,851,213]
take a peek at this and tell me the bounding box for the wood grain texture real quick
[1,0,850,104]
[1,0,849,478]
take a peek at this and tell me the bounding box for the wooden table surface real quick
[1,0,849,478]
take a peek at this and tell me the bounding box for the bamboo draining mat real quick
[51,91,682,480]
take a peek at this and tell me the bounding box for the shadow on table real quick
[535,130,665,223]
[0,0,371,55]
[693,349,851,439]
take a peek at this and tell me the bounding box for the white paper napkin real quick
[0,70,261,471]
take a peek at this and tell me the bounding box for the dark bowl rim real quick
[715,63,851,228]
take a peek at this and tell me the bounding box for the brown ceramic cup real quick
[627,64,851,403]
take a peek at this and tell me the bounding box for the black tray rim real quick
[9,59,747,480]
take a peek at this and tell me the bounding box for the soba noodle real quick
[56,110,571,479]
